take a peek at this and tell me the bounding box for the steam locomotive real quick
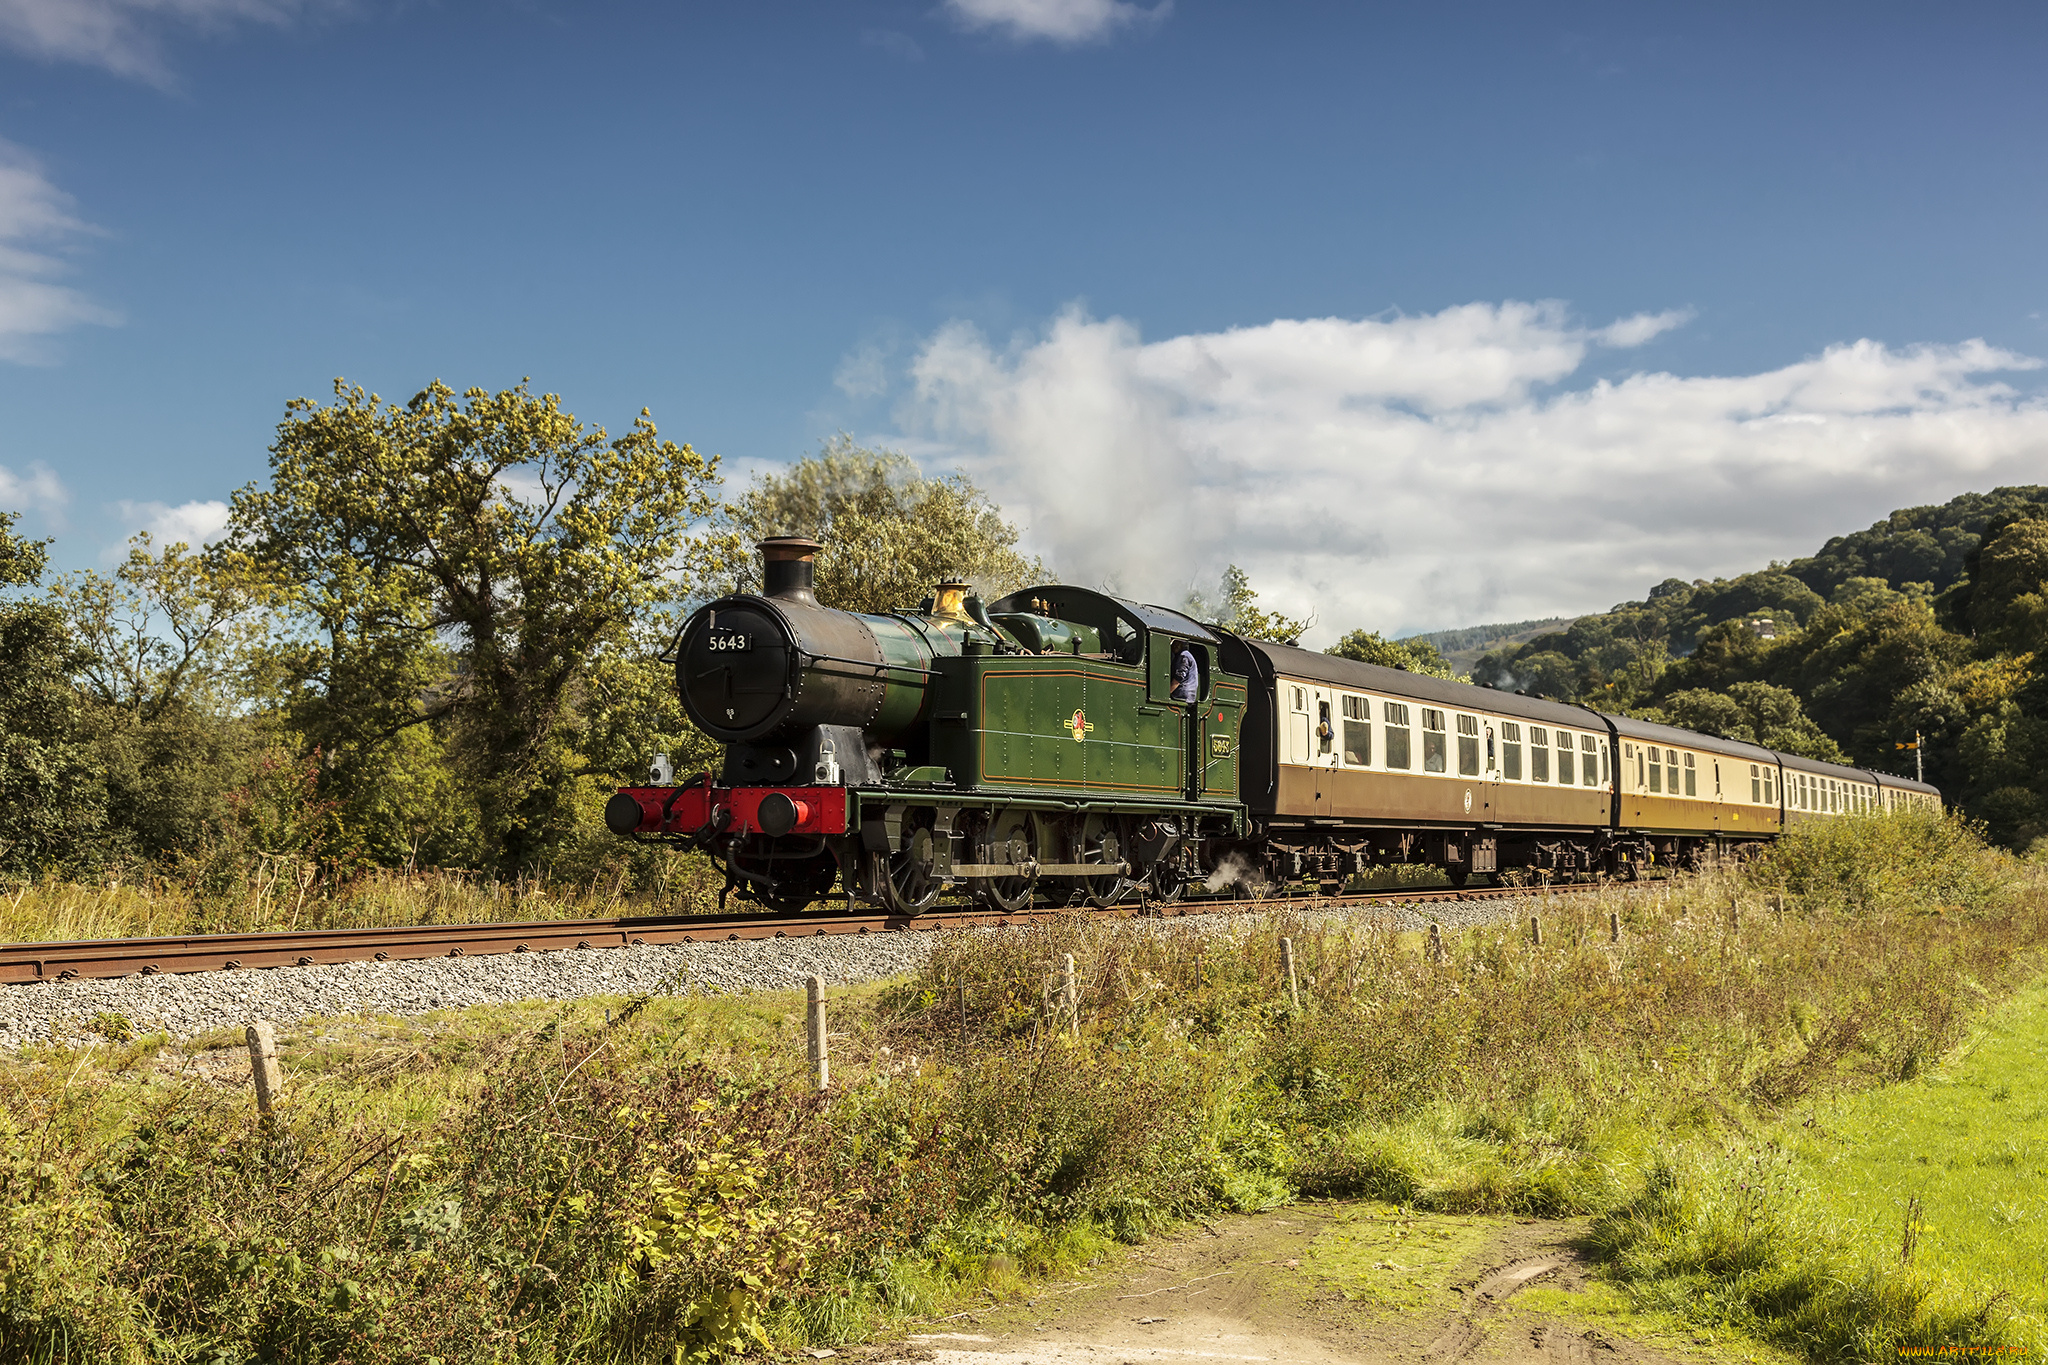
[605,537,1941,914]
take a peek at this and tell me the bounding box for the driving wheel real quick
[1076,813,1132,909]
[971,808,1039,912]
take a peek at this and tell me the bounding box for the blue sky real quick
[3,0,2046,636]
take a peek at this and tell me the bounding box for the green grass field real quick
[1784,973,2048,1345]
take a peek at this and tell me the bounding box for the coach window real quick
[1384,701,1412,769]
[1664,749,1679,793]
[1683,752,1697,797]
[1501,722,1523,780]
[1317,699,1333,757]
[1421,708,1448,772]
[1581,734,1600,786]
[1530,727,1550,783]
[1557,732,1576,785]
[1341,694,1372,766]
[1633,744,1646,790]
[1602,742,1611,785]
[1457,714,1481,776]
[1766,769,1775,805]
[1750,764,1761,804]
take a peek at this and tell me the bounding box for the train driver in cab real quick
[1172,642,1200,703]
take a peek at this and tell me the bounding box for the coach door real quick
[1286,684,1312,765]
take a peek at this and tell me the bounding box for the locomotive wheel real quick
[971,808,1039,912]
[1147,855,1187,905]
[880,816,942,916]
[1078,814,1131,909]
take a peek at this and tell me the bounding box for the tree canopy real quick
[729,435,1043,615]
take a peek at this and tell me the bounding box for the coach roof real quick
[1601,712,1779,765]
[1234,637,1605,731]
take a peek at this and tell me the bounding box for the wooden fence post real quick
[806,976,829,1092]
[1609,910,1621,943]
[1062,953,1079,1038]
[1280,937,1300,1011]
[246,1020,282,1120]
[1428,922,1445,963]
[1529,915,1543,947]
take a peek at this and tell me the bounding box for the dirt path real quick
[854,1205,1756,1365]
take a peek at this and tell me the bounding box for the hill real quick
[1399,616,1578,675]
[1469,486,2048,848]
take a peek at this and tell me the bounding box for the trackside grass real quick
[1,807,2042,1364]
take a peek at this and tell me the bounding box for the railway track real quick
[0,881,1602,985]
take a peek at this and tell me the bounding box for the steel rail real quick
[0,881,1605,985]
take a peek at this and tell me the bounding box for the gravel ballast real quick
[0,891,1607,1049]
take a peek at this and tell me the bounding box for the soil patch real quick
[855,1205,1771,1365]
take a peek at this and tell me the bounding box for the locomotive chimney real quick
[759,536,822,603]
[932,578,972,623]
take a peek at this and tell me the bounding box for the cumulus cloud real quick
[943,0,1169,45]
[0,140,118,361]
[113,498,230,555]
[0,460,66,514]
[896,301,2048,639]
[0,0,303,83]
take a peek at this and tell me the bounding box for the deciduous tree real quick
[230,379,727,870]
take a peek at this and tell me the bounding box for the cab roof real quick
[988,585,1221,642]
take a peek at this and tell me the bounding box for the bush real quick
[1744,806,2011,916]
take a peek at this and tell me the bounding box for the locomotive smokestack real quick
[760,536,822,603]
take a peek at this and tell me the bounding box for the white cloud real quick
[943,0,1169,45]
[834,341,890,400]
[861,28,924,61]
[0,460,66,513]
[0,0,302,84]
[897,302,2048,639]
[113,498,230,554]
[0,140,118,361]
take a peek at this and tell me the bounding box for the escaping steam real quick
[1203,852,1269,896]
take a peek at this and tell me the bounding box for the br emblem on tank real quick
[1069,709,1094,742]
